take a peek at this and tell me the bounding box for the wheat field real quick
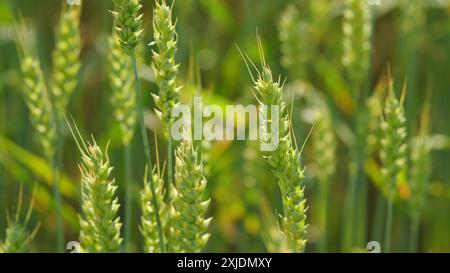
[0,0,450,253]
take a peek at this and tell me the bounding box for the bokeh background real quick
[1,0,450,252]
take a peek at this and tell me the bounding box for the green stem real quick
[124,144,132,252]
[409,217,420,253]
[371,193,385,242]
[0,84,5,232]
[51,146,64,253]
[167,137,173,198]
[343,163,358,251]
[384,197,394,253]
[355,164,367,247]
[132,58,165,253]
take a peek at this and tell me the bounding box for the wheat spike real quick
[67,120,122,253]
[171,141,211,253]
[109,30,137,145]
[151,0,181,134]
[140,167,168,253]
[52,2,82,120]
[342,0,372,91]
[112,0,143,57]
[243,38,307,252]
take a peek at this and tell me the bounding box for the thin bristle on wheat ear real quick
[67,120,122,253]
[171,141,212,253]
[240,37,307,252]
[52,2,82,120]
[151,0,181,134]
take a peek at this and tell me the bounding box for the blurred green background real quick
[1,0,450,252]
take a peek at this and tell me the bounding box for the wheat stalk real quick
[380,75,408,252]
[171,140,211,253]
[241,38,307,252]
[51,2,82,120]
[311,99,336,252]
[408,98,431,252]
[14,20,64,251]
[108,27,137,251]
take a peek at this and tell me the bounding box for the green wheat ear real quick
[109,30,137,145]
[278,3,311,80]
[14,20,56,160]
[140,167,168,253]
[380,78,408,198]
[0,187,40,253]
[240,37,308,252]
[67,119,123,253]
[52,2,82,120]
[342,0,372,92]
[151,0,181,135]
[171,140,212,253]
[356,91,383,161]
[311,102,336,184]
[112,0,143,57]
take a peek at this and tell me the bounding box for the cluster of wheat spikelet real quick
[151,0,181,134]
[52,3,82,120]
[0,188,39,253]
[73,132,122,253]
[342,0,372,93]
[140,167,168,253]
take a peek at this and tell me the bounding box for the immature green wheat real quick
[109,31,137,145]
[408,100,431,251]
[380,77,408,252]
[112,0,165,253]
[15,25,56,160]
[278,3,310,80]
[356,92,383,161]
[312,104,336,185]
[171,141,211,253]
[69,123,122,253]
[140,167,168,253]
[342,0,372,92]
[151,0,181,133]
[243,39,307,252]
[51,2,82,120]
[0,188,39,253]
[112,0,143,57]
[311,100,336,252]
[409,136,429,220]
